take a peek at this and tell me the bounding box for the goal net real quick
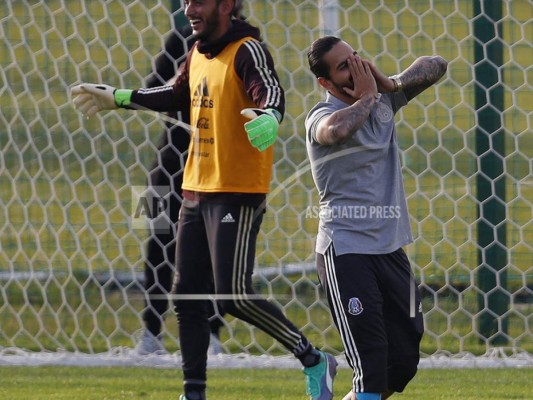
[1,0,531,369]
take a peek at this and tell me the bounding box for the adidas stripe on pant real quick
[173,198,311,387]
[316,245,424,394]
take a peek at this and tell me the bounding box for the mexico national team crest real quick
[376,102,393,123]
[348,297,364,315]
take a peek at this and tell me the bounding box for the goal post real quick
[319,0,339,37]
[0,0,531,368]
[473,0,509,345]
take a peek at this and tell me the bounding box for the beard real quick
[192,10,221,42]
[332,78,354,94]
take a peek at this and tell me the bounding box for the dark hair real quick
[307,36,342,79]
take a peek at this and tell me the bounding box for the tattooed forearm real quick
[398,56,448,100]
[316,94,376,145]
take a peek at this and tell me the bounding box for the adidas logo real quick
[193,77,209,97]
[192,77,214,108]
[221,213,235,223]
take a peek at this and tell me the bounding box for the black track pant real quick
[173,199,310,386]
[316,245,424,394]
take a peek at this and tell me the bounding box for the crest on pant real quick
[348,297,363,315]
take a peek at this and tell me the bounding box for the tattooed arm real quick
[315,95,376,145]
[394,56,448,101]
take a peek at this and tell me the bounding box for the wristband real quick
[114,89,133,107]
[269,108,282,123]
[390,76,403,93]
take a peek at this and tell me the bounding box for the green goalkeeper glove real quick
[241,108,281,151]
[70,83,133,117]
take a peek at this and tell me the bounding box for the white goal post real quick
[0,0,531,368]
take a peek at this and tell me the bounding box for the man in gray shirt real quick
[305,36,447,400]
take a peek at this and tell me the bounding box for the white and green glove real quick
[70,83,133,117]
[241,108,281,151]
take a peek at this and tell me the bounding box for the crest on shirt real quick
[348,297,364,315]
[376,102,393,123]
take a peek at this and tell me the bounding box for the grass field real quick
[0,366,532,399]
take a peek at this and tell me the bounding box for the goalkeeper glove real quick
[70,83,133,117]
[241,108,281,151]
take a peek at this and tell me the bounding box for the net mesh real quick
[0,0,531,367]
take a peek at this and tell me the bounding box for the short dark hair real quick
[307,36,342,79]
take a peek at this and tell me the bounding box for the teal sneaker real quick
[303,351,338,400]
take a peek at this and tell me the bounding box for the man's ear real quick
[317,77,332,91]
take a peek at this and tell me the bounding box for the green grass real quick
[0,366,532,400]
